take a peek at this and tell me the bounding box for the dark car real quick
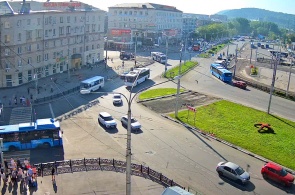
[233,81,247,89]
[261,162,294,187]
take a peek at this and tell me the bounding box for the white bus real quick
[124,68,150,87]
[151,52,167,64]
[80,76,104,94]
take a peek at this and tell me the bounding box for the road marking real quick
[49,103,55,119]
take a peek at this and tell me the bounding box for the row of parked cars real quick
[216,161,294,187]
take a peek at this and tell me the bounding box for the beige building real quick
[0,1,105,87]
[107,3,183,49]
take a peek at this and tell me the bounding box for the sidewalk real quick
[1,170,165,195]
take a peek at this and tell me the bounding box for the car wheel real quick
[237,179,244,185]
[262,173,268,179]
[217,171,223,176]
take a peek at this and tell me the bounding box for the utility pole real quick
[67,47,70,80]
[250,47,253,64]
[254,48,258,67]
[105,38,108,69]
[134,32,138,67]
[165,35,168,75]
[233,44,238,78]
[268,51,278,114]
[175,45,183,118]
[286,60,293,97]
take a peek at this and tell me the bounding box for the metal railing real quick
[33,158,184,189]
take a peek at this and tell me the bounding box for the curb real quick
[161,114,295,176]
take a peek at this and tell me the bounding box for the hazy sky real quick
[40,0,295,15]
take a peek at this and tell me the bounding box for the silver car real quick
[121,115,141,131]
[216,162,250,185]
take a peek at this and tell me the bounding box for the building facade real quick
[0,1,105,88]
[107,3,183,49]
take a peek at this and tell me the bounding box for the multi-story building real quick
[182,13,211,35]
[0,1,105,88]
[107,3,183,49]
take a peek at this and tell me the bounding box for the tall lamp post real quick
[105,38,108,69]
[81,77,175,195]
[175,44,184,118]
[134,32,139,67]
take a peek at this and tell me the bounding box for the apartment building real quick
[0,1,105,88]
[107,3,183,49]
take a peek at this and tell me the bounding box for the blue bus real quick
[210,63,233,82]
[0,118,63,152]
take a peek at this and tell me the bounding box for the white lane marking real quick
[49,103,55,119]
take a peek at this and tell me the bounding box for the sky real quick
[40,0,295,15]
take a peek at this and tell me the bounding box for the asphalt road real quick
[20,42,295,195]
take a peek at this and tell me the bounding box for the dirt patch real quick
[141,91,221,114]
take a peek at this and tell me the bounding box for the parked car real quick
[121,115,141,131]
[233,80,247,89]
[216,162,250,185]
[113,94,122,105]
[261,162,294,187]
[98,112,117,129]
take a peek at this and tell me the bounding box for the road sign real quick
[186,105,196,112]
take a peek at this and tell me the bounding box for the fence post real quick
[70,160,72,172]
[84,158,86,169]
[170,179,173,186]
[140,165,142,173]
[41,163,44,177]
[98,157,100,166]
[147,167,149,175]
[160,173,162,181]
[113,158,115,167]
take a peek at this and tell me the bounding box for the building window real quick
[97,44,100,49]
[37,18,41,25]
[92,45,94,50]
[4,35,10,43]
[27,45,31,52]
[17,47,22,54]
[86,46,89,51]
[5,48,10,56]
[18,33,21,41]
[66,26,70,34]
[37,44,40,51]
[28,70,32,81]
[44,53,48,61]
[45,66,49,76]
[27,19,31,25]
[27,57,32,64]
[60,16,63,23]
[53,29,56,36]
[18,73,23,85]
[59,27,64,35]
[67,16,70,23]
[45,30,48,37]
[6,75,12,87]
[18,60,22,67]
[53,65,57,74]
[37,55,41,62]
[26,31,32,40]
[45,41,49,48]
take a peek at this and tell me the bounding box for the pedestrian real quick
[27,88,30,95]
[30,94,33,100]
[16,158,22,170]
[20,96,22,104]
[37,88,40,94]
[51,166,55,181]
[9,99,11,106]
[50,85,53,93]
[1,170,6,185]
[14,97,17,105]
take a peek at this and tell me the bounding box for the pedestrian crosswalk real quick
[9,107,32,125]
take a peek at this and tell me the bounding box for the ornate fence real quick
[34,158,184,189]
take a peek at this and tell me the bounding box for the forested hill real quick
[217,8,295,30]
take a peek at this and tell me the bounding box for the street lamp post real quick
[165,35,168,75]
[134,32,139,67]
[286,60,293,97]
[175,45,184,118]
[105,38,108,69]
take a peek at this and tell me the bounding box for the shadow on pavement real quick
[218,175,256,192]
[262,177,295,194]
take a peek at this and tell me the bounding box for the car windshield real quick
[114,95,121,99]
[235,167,245,175]
[131,118,137,123]
[280,168,288,176]
[103,116,114,121]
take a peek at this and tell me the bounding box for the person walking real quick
[51,166,55,181]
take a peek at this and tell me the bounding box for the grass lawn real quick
[164,61,198,79]
[169,100,295,170]
[139,88,185,100]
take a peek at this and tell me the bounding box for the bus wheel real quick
[43,142,51,148]
[9,146,17,152]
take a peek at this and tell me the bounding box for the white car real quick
[121,115,141,131]
[113,94,122,105]
[216,161,250,185]
[98,112,117,129]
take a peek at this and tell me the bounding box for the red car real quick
[233,80,247,89]
[261,162,294,187]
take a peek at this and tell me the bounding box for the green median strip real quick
[164,61,198,79]
[139,88,185,100]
